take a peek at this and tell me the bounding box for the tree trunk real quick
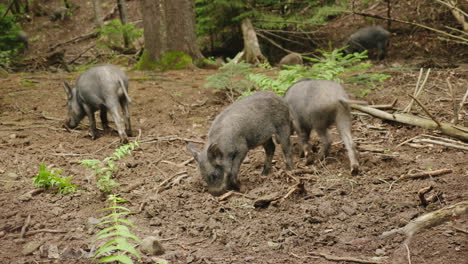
[117,0,130,48]
[240,18,266,65]
[140,0,203,62]
[92,0,103,28]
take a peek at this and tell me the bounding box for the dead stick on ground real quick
[458,88,468,116]
[446,78,459,125]
[20,215,31,238]
[413,138,468,151]
[405,68,430,113]
[408,94,442,127]
[397,135,421,148]
[218,191,254,201]
[405,243,412,264]
[398,169,452,181]
[157,171,188,193]
[308,251,383,264]
[381,200,468,244]
[26,229,67,236]
[418,186,433,207]
[453,226,468,234]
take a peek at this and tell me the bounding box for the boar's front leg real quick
[224,150,248,192]
[83,104,98,140]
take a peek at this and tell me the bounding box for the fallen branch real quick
[49,31,99,52]
[381,200,468,243]
[350,104,468,141]
[308,251,384,264]
[398,168,453,181]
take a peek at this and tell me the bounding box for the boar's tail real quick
[119,79,132,103]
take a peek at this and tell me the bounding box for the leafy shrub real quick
[0,4,26,66]
[204,61,254,102]
[247,48,390,97]
[81,141,139,193]
[94,194,141,264]
[33,164,77,194]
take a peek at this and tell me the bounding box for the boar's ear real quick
[63,81,72,100]
[187,143,200,162]
[207,143,222,164]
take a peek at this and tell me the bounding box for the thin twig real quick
[446,78,459,125]
[405,243,412,264]
[25,229,68,236]
[408,94,442,127]
[398,169,453,181]
[413,138,468,151]
[20,215,31,238]
[405,69,431,113]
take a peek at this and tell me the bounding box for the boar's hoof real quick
[261,167,271,176]
[126,130,133,137]
[351,164,359,176]
[120,137,129,144]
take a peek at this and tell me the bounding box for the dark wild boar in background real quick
[63,65,132,143]
[284,79,360,175]
[188,91,294,196]
[343,26,390,60]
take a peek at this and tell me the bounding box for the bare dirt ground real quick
[0,64,467,264]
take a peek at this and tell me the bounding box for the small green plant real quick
[98,20,143,51]
[204,61,254,102]
[33,164,77,194]
[81,141,139,193]
[94,194,141,264]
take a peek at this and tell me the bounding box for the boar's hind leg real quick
[261,138,275,175]
[120,98,133,137]
[276,126,294,170]
[316,128,331,162]
[336,112,359,175]
[108,104,128,144]
[83,104,98,140]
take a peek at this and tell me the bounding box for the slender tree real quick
[92,0,103,28]
[140,0,203,62]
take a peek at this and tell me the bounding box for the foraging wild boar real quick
[188,91,294,196]
[278,53,303,67]
[343,26,390,60]
[63,65,132,143]
[284,79,359,175]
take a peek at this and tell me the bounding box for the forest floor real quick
[0,64,467,264]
